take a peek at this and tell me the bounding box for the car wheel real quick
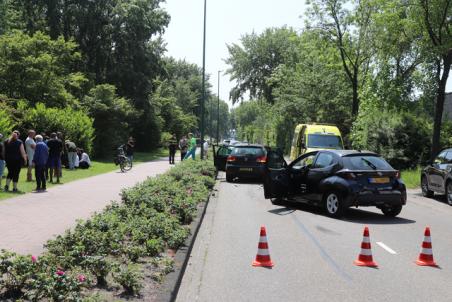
[381,205,402,217]
[421,176,434,198]
[323,191,344,218]
[446,182,452,206]
[226,173,234,182]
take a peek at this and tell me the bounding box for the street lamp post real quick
[200,0,207,160]
[217,70,221,144]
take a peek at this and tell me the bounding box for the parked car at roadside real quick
[264,150,407,218]
[421,148,452,205]
[214,144,267,182]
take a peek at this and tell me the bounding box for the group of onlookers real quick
[167,133,210,164]
[0,130,91,193]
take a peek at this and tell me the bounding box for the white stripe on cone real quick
[363,237,370,243]
[257,249,270,256]
[421,248,433,255]
[259,236,267,242]
[423,237,431,243]
[360,249,373,256]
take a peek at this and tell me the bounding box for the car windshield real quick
[307,134,343,149]
[342,155,393,171]
[231,147,265,156]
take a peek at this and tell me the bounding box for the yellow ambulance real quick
[290,124,344,161]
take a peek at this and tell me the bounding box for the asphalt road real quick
[177,172,452,302]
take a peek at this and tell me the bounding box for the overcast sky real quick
[162,0,452,109]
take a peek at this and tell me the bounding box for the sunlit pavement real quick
[177,173,452,302]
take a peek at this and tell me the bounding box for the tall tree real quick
[307,0,374,116]
[414,0,452,159]
[225,27,299,104]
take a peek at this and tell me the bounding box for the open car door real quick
[263,151,290,199]
[213,145,232,171]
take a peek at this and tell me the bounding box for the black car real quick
[264,150,407,218]
[421,148,452,205]
[214,144,267,182]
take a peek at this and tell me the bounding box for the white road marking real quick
[376,242,397,255]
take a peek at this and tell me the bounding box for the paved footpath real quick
[0,158,172,256]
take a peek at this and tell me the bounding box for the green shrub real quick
[20,103,94,153]
[0,159,215,300]
[113,264,143,296]
[351,110,431,169]
[0,108,13,137]
[82,84,138,158]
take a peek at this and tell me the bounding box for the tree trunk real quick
[430,54,452,160]
[352,73,359,117]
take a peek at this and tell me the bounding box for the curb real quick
[155,180,219,302]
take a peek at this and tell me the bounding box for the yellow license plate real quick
[369,177,390,184]
[240,168,253,172]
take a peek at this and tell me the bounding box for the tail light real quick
[340,172,356,180]
[227,155,237,162]
[256,156,267,163]
[395,171,401,179]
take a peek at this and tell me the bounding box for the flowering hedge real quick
[0,160,216,300]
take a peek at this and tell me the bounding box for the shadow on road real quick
[343,208,416,225]
[268,201,416,225]
[218,178,263,185]
[410,191,452,206]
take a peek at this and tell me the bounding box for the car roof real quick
[234,143,264,148]
[320,150,380,157]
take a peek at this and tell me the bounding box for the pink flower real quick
[56,269,65,276]
[77,274,86,282]
[31,255,37,263]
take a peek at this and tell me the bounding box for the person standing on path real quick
[65,140,77,170]
[203,139,209,159]
[0,133,5,189]
[179,136,188,161]
[47,133,63,184]
[168,134,178,164]
[183,133,197,160]
[57,132,64,177]
[25,130,36,182]
[33,135,49,192]
[4,131,27,192]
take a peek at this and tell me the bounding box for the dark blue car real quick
[263,150,407,218]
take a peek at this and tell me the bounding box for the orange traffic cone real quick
[354,226,378,267]
[252,226,274,267]
[415,227,438,267]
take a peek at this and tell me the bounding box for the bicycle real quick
[114,145,132,172]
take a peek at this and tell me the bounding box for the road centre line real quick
[376,242,397,255]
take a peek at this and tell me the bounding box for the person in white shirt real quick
[79,149,91,169]
[203,139,209,159]
[24,130,36,181]
[74,151,80,168]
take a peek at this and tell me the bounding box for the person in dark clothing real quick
[126,137,135,162]
[33,135,49,192]
[179,136,188,161]
[57,131,64,177]
[168,135,178,165]
[47,133,63,183]
[0,133,5,189]
[4,131,27,192]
